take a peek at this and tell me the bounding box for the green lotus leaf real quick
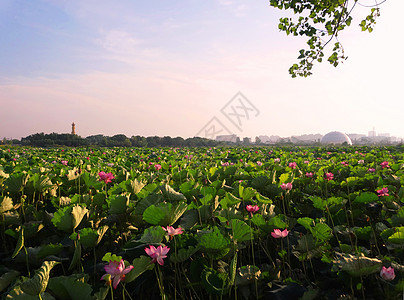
[297,217,315,231]
[201,268,229,295]
[312,223,332,242]
[138,226,165,244]
[125,256,155,283]
[0,196,13,214]
[230,219,252,243]
[4,173,29,194]
[37,243,64,260]
[109,195,128,214]
[0,270,20,293]
[143,201,187,226]
[334,253,382,277]
[127,178,146,195]
[52,206,73,233]
[71,205,88,230]
[160,184,186,201]
[170,246,199,263]
[48,275,92,300]
[12,227,24,259]
[355,192,379,204]
[20,261,59,295]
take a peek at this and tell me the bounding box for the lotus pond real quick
[0,146,404,299]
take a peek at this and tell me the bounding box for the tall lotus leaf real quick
[51,207,73,232]
[170,246,199,263]
[312,223,332,242]
[4,173,29,194]
[81,172,102,191]
[48,275,93,300]
[199,187,215,205]
[198,227,230,259]
[93,287,109,300]
[388,227,404,244]
[37,244,64,260]
[279,173,290,184]
[230,219,252,243]
[67,168,79,181]
[333,253,382,277]
[143,201,188,226]
[0,170,9,185]
[179,181,196,194]
[125,256,155,283]
[0,196,13,214]
[6,286,55,299]
[134,193,162,215]
[239,186,256,201]
[0,270,20,293]
[220,192,242,209]
[201,268,229,295]
[109,195,128,214]
[251,176,271,191]
[20,261,59,295]
[229,252,237,285]
[297,217,315,231]
[127,179,146,195]
[71,205,88,230]
[256,193,272,204]
[12,227,24,258]
[68,242,81,271]
[267,215,288,230]
[31,174,54,193]
[160,184,187,201]
[354,192,379,204]
[138,226,165,244]
[76,226,108,248]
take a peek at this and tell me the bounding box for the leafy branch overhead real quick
[269,0,384,77]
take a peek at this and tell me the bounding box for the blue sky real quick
[1,0,403,140]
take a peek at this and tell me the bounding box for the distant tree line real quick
[7,133,223,147]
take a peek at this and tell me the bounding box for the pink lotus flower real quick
[271,229,289,239]
[368,168,376,172]
[257,161,262,166]
[101,259,134,289]
[304,160,310,164]
[145,245,170,266]
[107,163,114,167]
[61,160,68,166]
[98,171,115,184]
[288,162,297,169]
[281,182,293,191]
[306,172,313,178]
[162,226,183,239]
[154,164,162,171]
[325,172,334,181]
[358,160,364,164]
[377,187,389,197]
[274,158,280,163]
[380,266,395,281]
[380,161,390,169]
[246,205,259,214]
[341,161,348,166]
[222,162,230,166]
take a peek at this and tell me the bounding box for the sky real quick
[0,0,403,140]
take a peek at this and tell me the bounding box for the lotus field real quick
[1,146,404,299]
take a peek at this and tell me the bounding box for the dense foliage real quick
[269,0,385,77]
[12,133,222,147]
[0,145,403,299]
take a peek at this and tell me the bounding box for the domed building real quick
[321,131,352,145]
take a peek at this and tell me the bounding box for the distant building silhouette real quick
[71,122,76,135]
